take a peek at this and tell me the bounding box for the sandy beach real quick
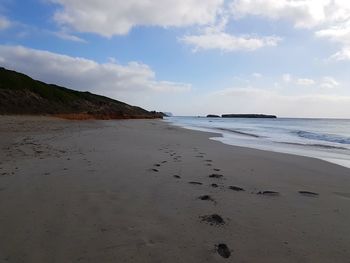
[1,116,350,263]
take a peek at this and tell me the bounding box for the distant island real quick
[0,67,163,120]
[207,114,277,118]
[222,114,277,118]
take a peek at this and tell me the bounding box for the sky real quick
[0,0,350,118]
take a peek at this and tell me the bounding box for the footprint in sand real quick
[151,168,159,172]
[211,183,219,188]
[200,214,225,226]
[154,164,161,167]
[257,191,279,196]
[299,191,319,197]
[161,161,167,164]
[209,174,224,179]
[198,195,215,202]
[188,181,203,185]
[216,244,231,259]
[228,186,245,192]
[173,175,181,179]
[213,168,221,171]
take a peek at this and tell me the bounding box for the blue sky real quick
[1,0,350,117]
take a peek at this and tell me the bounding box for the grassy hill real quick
[0,67,162,119]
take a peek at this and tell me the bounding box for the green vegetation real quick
[0,67,162,119]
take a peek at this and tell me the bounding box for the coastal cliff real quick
[0,67,162,120]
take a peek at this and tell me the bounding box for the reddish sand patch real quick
[53,113,162,120]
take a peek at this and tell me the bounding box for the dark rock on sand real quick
[207,114,220,118]
[229,186,245,191]
[200,214,225,226]
[173,175,181,179]
[151,169,159,172]
[211,183,219,188]
[216,243,231,259]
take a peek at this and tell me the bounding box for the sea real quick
[165,116,350,169]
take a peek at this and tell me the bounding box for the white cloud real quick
[296,78,315,86]
[231,0,350,60]
[230,0,349,29]
[315,23,350,45]
[53,30,87,43]
[0,45,191,103]
[51,0,224,37]
[180,28,281,52]
[329,48,350,61]
[0,16,10,30]
[315,20,350,60]
[282,74,339,88]
[320,76,340,89]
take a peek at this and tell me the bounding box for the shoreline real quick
[1,116,350,262]
[165,118,350,169]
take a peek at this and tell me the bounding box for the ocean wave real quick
[294,130,350,145]
[278,141,348,150]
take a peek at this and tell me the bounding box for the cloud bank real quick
[48,0,350,58]
[51,0,223,37]
[180,29,281,52]
[0,45,191,105]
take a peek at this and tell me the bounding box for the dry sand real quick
[0,116,350,262]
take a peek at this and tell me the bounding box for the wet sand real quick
[0,116,350,262]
